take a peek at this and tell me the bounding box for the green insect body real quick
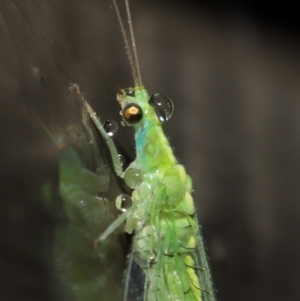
[83,1,215,300]
[117,86,203,301]
[85,84,215,301]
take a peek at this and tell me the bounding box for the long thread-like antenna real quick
[124,0,142,85]
[111,0,142,86]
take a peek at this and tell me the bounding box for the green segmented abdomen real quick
[130,163,201,301]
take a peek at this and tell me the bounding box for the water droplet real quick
[149,252,156,261]
[115,194,132,212]
[118,154,125,165]
[103,120,118,137]
[124,168,142,189]
[31,66,46,83]
[124,87,135,97]
[149,94,174,122]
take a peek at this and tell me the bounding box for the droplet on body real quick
[124,168,142,189]
[149,93,174,122]
[124,87,135,97]
[103,120,118,136]
[115,194,132,212]
[118,154,125,165]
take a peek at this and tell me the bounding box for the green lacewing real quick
[79,1,216,300]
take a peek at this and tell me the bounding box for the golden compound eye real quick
[122,103,143,125]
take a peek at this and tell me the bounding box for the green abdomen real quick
[133,122,202,300]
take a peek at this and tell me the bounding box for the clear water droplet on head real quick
[124,87,135,97]
[115,194,132,212]
[124,168,142,189]
[118,154,125,165]
[103,120,118,137]
[149,94,174,122]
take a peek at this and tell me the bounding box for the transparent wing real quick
[123,251,145,301]
[193,217,216,301]
[122,182,166,301]
[148,210,215,301]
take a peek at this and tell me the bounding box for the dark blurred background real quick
[1,0,300,301]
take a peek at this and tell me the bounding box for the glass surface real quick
[2,1,300,301]
[0,1,129,300]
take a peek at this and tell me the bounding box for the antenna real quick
[111,0,143,86]
[124,0,142,86]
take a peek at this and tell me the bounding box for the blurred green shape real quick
[49,118,127,301]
